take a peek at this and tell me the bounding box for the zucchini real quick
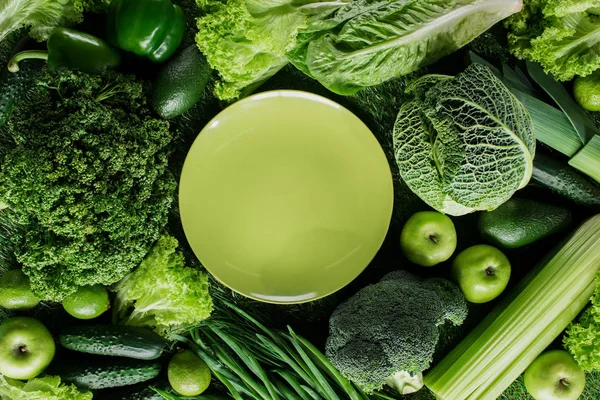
[532,152,600,209]
[59,324,165,360]
[57,356,162,390]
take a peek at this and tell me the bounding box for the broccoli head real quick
[325,270,468,394]
[0,69,176,301]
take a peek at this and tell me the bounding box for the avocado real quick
[478,198,572,248]
[150,44,212,119]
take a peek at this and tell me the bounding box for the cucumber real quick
[532,152,600,209]
[478,198,572,248]
[150,44,212,119]
[59,324,165,360]
[95,379,174,400]
[57,356,162,390]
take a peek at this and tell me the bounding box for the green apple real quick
[524,350,585,400]
[0,317,55,380]
[400,211,457,267]
[451,244,511,303]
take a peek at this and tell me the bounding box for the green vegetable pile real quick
[2,1,600,399]
[0,69,176,301]
[196,0,523,100]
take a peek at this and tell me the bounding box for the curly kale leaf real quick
[0,70,176,301]
[393,64,535,216]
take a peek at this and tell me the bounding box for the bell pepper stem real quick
[8,50,49,73]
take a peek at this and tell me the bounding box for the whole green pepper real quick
[7,28,121,74]
[107,0,185,63]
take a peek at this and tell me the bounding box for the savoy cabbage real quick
[393,63,535,216]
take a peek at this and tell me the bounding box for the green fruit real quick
[150,45,212,119]
[62,285,110,320]
[0,270,40,310]
[574,74,600,112]
[168,350,211,396]
[0,317,56,380]
[478,198,571,248]
[524,350,585,400]
[400,211,457,267]
[451,244,511,303]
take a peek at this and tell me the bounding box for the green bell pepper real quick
[7,28,121,74]
[107,0,185,63]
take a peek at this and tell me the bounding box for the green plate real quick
[179,91,393,304]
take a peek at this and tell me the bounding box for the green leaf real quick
[527,61,598,145]
[393,63,535,216]
[569,134,600,184]
[301,0,523,94]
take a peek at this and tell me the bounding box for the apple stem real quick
[485,267,495,276]
[428,235,439,244]
[13,345,27,357]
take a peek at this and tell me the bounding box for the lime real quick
[168,350,211,396]
[573,73,600,111]
[0,270,40,310]
[62,284,109,319]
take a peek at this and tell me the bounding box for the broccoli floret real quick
[325,270,468,394]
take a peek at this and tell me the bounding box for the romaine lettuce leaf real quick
[0,0,106,43]
[392,64,535,216]
[296,0,523,95]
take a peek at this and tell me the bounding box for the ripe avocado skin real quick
[151,44,212,119]
[478,198,572,248]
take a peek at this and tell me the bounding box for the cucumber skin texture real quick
[59,324,165,360]
[0,61,40,126]
[478,198,572,248]
[95,379,173,400]
[150,44,212,119]
[532,152,600,209]
[58,357,162,390]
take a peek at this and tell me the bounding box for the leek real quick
[424,214,600,400]
[570,135,600,184]
[468,53,600,184]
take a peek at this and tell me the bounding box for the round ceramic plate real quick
[179,91,393,304]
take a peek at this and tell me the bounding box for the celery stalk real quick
[467,281,596,400]
[424,215,600,400]
[569,135,600,184]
